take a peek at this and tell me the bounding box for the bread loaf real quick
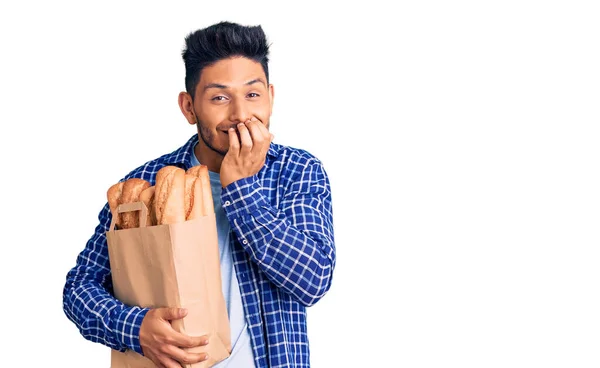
[155,166,185,224]
[107,182,124,229]
[186,165,214,215]
[185,174,205,220]
[119,178,151,229]
[184,175,196,219]
[107,165,214,228]
[185,165,202,178]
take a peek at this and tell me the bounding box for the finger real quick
[228,127,240,156]
[252,120,272,158]
[157,354,181,368]
[254,118,273,143]
[164,345,209,365]
[246,120,266,153]
[159,307,187,321]
[168,333,210,349]
[237,122,253,155]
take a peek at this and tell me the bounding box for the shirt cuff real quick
[115,306,150,355]
[221,175,270,219]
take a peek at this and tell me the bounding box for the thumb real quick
[160,307,187,320]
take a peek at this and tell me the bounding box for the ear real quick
[268,84,275,116]
[178,92,197,125]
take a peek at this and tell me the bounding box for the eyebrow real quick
[203,78,266,92]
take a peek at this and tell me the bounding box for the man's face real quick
[192,57,274,156]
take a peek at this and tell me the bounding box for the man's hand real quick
[220,117,274,188]
[139,307,209,368]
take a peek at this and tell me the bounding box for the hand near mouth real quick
[220,117,274,188]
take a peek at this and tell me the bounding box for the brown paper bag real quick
[106,202,231,368]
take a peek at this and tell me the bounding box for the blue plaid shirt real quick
[62,134,336,368]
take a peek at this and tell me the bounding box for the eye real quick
[247,92,260,98]
[212,96,228,101]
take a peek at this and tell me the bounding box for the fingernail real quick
[203,353,210,361]
[238,122,244,128]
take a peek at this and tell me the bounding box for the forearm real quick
[63,271,149,353]
[62,206,149,354]
[222,170,336,307]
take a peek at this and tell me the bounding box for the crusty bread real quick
[185,165,202,178]
[107,182,124,229]
[108,165,214,228]
[120,178,151,229]
[184,174,197,219]
[155,166,185,224]
[155,166,177,223]
[198,166,214,215]
[139,186,156,226]
[185,174,205,220]
[186,165,214,215]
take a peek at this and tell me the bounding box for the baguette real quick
[185,174,205,220]
[184,175,196,219]
[139,186,156,226]
[186,165,214,215]
[120,178,151,229]
[155,166,186,224]
[107,182,124,229]
[185,165,202,178]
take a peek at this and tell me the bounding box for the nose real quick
[228,98,252,124]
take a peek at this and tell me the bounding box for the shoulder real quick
[267,142,330,188]
[270,142,325,169]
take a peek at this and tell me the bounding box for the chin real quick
[198,131,228,156]
[209,143,228,156]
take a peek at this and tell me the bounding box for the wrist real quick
[220,175,235,188]
[115,306,150,355]
[220,172,252,188]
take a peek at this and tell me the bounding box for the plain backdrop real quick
[1,0,599,367]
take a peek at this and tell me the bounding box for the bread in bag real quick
[186,164,214,215]
[120,178,151,229]
[155,166,185,224]
[107,182,124,229]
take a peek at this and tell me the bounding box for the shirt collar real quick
[163,134,281,170]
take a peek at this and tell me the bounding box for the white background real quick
[1,0,599,367]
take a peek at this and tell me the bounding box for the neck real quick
[194,137,224,174]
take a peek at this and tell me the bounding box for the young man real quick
[62,21,336,368]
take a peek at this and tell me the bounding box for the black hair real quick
[182,21,270,98]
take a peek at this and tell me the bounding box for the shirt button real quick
[242,239,248,244]
[224,200,231,206]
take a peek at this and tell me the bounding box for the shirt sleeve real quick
[62,203,149,355]
[221,158,336,307]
